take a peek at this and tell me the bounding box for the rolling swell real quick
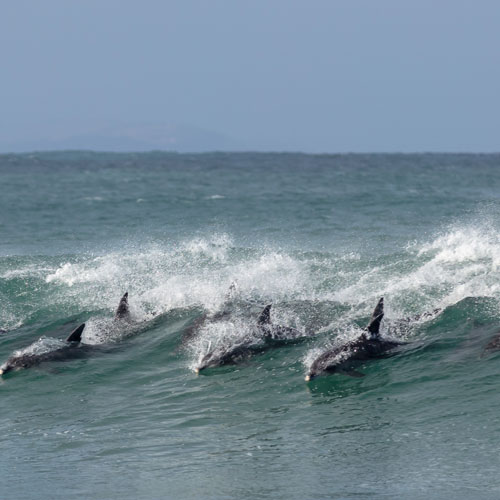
[3,220,500,342]
[1,224,500,387]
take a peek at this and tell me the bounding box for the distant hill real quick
[0,123,245,153]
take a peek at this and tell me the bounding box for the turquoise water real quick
[2,152,500,499]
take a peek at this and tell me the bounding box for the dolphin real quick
[482,330,500,354]
[182,283,239,346]
[195,304,307,373]
[195,343,257,373]
[0,292,132,376]
[257,304,305,343]
[0,323,86,376]
[305,297,404,381]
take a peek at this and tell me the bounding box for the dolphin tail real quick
[258,305,272,325]
[66,323,85,342]
[366,297,384,336]
[115,292,130,319]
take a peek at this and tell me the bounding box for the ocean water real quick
[1,152,500,499]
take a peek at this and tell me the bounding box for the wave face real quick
[1,152,500,499]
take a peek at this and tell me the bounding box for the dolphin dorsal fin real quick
[115,292,129,319]
[66,323,85,342]
[258,305,272,325]
[370,297,384,322]
[366,297,384,337]
[367,313,384,336]
[225,282,237,301]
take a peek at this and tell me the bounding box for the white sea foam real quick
[302,347,324,370]
[12,337,66,358]
[81,317,132,345]
[1,264,55,280]
[181,233,233,263]
[82,196,104,201]
[43,233,307,321]
[15,220,500,336]
[327,221,500,320]
[188,317,260,372]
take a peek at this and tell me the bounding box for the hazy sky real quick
[1,0,499,152]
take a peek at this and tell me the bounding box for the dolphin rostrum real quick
[305,297,404,381]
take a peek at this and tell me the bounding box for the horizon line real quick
[1,149,500,156]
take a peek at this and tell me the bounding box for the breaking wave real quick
[1,218,500,343]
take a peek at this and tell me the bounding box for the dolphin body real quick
[195,343,258,373]
[0,292,131,376]
[482,330,500,354]
[195,304,307,373]
[305,298,404,381]
[0,323,86,376]
[182,283,240,347]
